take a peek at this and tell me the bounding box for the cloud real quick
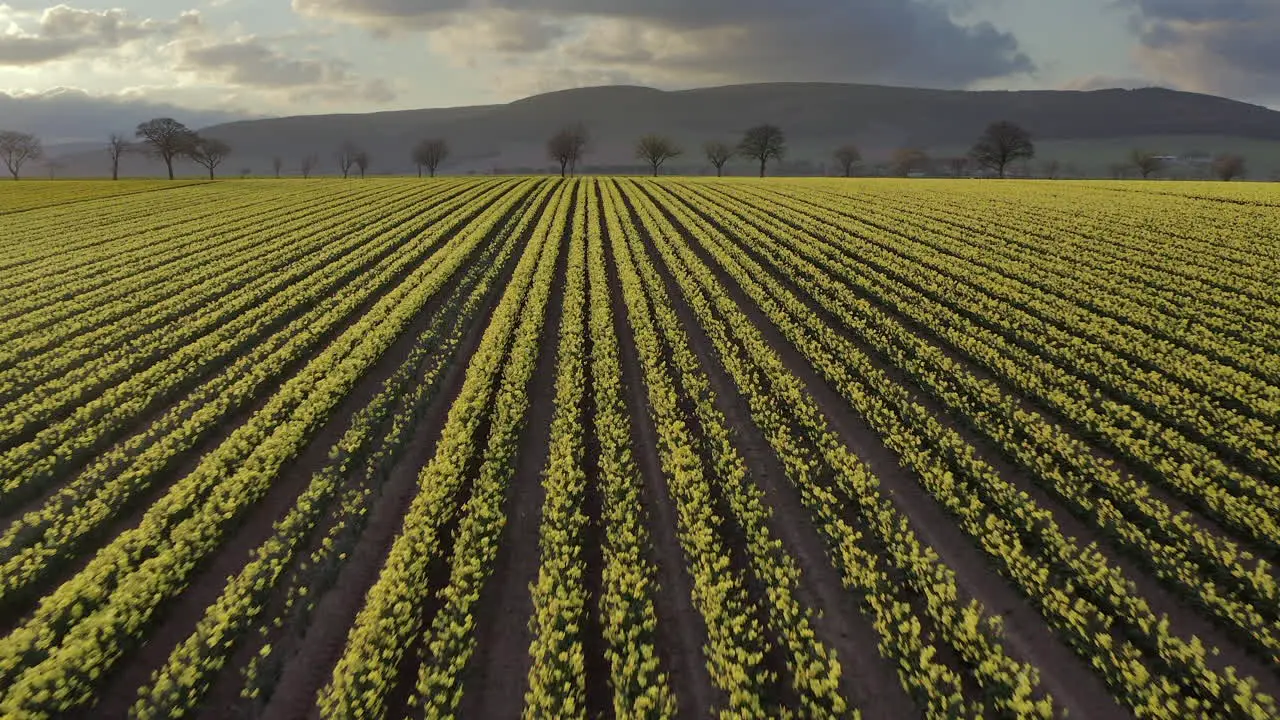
[0,4,201,65]
[0,86,255,143]
[177,36,396,101]
[428,9,565,55]
[1124,0,1280,102]
[294,0,1034,94]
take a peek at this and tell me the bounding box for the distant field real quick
[0,179,211,213]
[916,135,1280,178]
[1,177,1278,718]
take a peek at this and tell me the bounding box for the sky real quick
[2,0,1279,142]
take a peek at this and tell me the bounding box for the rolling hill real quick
[48,82,1280,178]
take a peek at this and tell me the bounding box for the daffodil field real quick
[1,176,1277,719]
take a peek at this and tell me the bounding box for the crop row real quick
[0,181,540,717]
[638,179,1276,716]
[316,180,570,718]
[128,177,551,720]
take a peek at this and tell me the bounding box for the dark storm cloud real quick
[294,0,1034,88]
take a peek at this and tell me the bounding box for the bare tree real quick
[136,118,195,180]
[892,148,930,177]
[547,127,575,177]
[635,134,682,177]
[353,150,370,178]
[272,156,283,178]
[1130,149,1163,179]
[107,133,132,181]
[738,124,786,177]
[0,131,43,180]
[704,141,734,177]
[412,138,449,178]
[970,120,1035,178]
[300,154,318,179]
[1040,159,1062,179]
[832,144,861,177]
[547,123,590,176]
[187,136,231,179]
[1213,153,1246,181]
[336,141,360,179]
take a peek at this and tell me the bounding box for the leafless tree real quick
[547,127,573,176]
[353,150,370,178]
[272,156,283,178]
[1130,149,1163,179]
[107,133,132,180]
[832,144,861,177]
[186,136,231,179]
[1040,159,1062,179]
[970,120,1035,178]
[136,118,195,180]
[1213,153,1246,181]
[892,148,930,176]
[300,154,318,179]
[635,134,682,177]
[704,141,734,177]
[547,126,583,177]
[0,130,43,180]
[336,141,360,179]
[412,138,449,178]
[738,124,786,177]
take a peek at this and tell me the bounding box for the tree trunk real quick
[430,167,436,178]
[652,163,659,177]
[759,158,766,177]
[417,165,422,178]
[208,167,215,180]
[111,161,119,181]
[165,157,175,180]
[717,166,723,177]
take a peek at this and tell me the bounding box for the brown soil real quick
[248,200,538,720]
[0,194,483,633]
[455,195,571,719]
[607,218,721,719]
[87,223,507,720]
[627,191,919,719]
[649,183,1130,720]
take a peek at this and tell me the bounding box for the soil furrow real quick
[456,189,572,718]
[607,213,719,719]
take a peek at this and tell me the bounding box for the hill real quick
[48,82,1280,178]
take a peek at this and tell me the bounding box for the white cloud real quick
[0,4,201,65]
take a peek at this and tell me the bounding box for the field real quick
[1,176,1278,719]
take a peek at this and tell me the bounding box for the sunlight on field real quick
[1,177,1278,719]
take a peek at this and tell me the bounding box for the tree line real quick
[0,117,1254,181]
